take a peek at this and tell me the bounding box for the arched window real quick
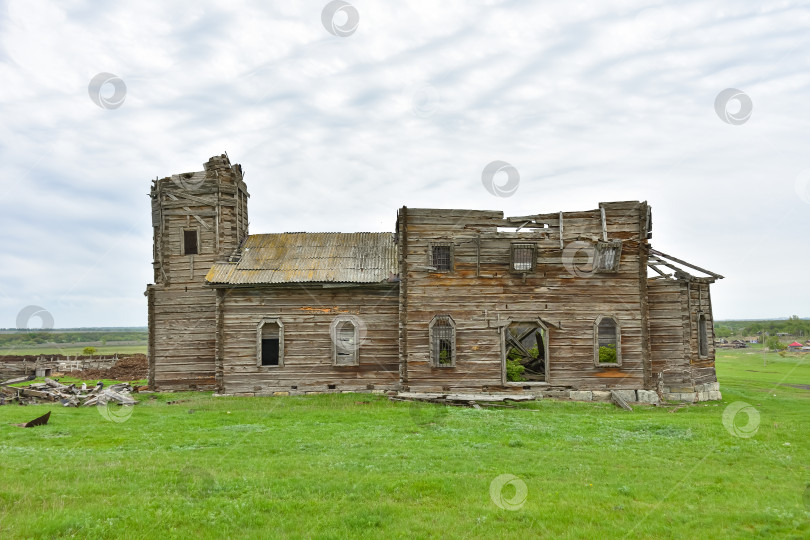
[331,316,360,366]
[257,319,284,367]
[429,315,456,367]
[594,315,621,366]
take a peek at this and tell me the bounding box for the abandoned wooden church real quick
[147,155,723,403]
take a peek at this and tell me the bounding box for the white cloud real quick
[0,0,808,326]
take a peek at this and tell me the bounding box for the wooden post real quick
[398,207,409,388]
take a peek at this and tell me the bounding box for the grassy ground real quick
[0,344,148,356]
[0,350,808,539]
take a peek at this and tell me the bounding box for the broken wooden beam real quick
[648,248,724,279]
[0,375,35,387]
[610,390,633,411]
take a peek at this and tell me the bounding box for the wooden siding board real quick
[219,285,400,394]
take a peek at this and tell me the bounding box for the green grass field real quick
[0,349,808,539]
[0,344,147,356]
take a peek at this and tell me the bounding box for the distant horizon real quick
[2,316,810,332]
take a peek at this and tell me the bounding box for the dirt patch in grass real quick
[66,354,147,382]
[780,383,810,391]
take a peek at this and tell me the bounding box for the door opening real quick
[504,322,548,383]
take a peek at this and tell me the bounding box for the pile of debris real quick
[0,377,137,407]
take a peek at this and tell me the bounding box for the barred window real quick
[511,243,535,272]
[430,243,453,272]
[429,315,456,367]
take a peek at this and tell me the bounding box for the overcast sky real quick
[1,0,808,328]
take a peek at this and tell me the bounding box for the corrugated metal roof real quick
[206,233,397,285]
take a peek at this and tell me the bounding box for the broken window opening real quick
[430,243,453,272]
[257,319,284,367]
[594,316,621,365]
[183,229,199,255]
[511,243,535,272]
[698,313,708,357]
[593,240,622,273]
[333,318,359,366]
[429,315,456,367]
[504,322,548,383]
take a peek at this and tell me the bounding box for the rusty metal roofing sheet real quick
[206,233,397,285]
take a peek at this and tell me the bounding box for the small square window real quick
[511,244,535,272]
[183,229,199,255]
[430,243,453,272]
[593,240,622,273]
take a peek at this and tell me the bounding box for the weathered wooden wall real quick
[687,280,717,386]
[647,279,690,389]
[148,155,249,390]
[647,278,717,392]
[149,285,218,389]
[398,202,651,392]
[218,285,400,394]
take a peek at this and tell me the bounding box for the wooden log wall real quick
[647,278,718,391]
[150,285,218,390]
[219,285,400,394]
[398,202,651,392]
[647,279,690,389]
[686,280,718,386]
[148,155,249,390]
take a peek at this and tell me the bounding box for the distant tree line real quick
[715,316,809,339]
[0,331,147,348]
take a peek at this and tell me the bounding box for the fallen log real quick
[0,375,35,387]
[21,388,54,400]
[396,391,536,403]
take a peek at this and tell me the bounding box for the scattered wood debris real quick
[14,411,51,428]
[390,391,536,408]
[0,377,137,408]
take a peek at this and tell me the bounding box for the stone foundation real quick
[212,384,723,404]
[662,382,722,403]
